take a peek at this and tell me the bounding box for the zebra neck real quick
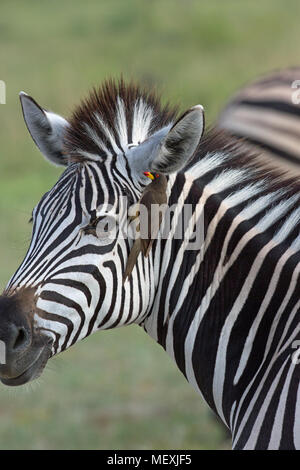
[142,168,300,432]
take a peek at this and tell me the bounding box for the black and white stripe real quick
[6,80,300,449]
[217,67,300,175]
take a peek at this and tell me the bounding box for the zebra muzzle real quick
[0,288,52,386]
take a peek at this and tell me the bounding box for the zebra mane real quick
[63,78,178,162]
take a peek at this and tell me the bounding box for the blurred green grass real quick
[0,0,299,449]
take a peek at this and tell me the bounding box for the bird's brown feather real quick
[123,175,168,282]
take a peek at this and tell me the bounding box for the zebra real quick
[217,67,300,176]
[0,79,299,449]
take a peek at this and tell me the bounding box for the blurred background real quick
[0,0,299,450]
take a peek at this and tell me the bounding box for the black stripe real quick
[48,278,92,307]
[232,133,300,166]
[238,99,300,117]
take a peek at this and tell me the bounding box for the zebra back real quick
[217,67,300,175]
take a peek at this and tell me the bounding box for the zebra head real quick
[0,80,204,385]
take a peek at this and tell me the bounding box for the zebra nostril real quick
[12,326,30,352]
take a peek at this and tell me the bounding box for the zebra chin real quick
[0,287,53,387]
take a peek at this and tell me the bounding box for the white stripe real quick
[115,97,128,150]
[242,358,289,449]
[132,99,153,144]
[268,363,296,449]
[294,383,300,449]
[94,112,121,154]
[232,300,300,445]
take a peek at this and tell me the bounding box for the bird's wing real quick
[139,191,167,257]
[123,239,141,282]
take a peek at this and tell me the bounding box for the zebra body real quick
[217,67,300,175]
[0,80,299,449]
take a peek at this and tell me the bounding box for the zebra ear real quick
[19,92,69,166]
[149,105,204,174]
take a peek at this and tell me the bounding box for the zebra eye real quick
[82,217,99,236]
[82,215,117,240]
